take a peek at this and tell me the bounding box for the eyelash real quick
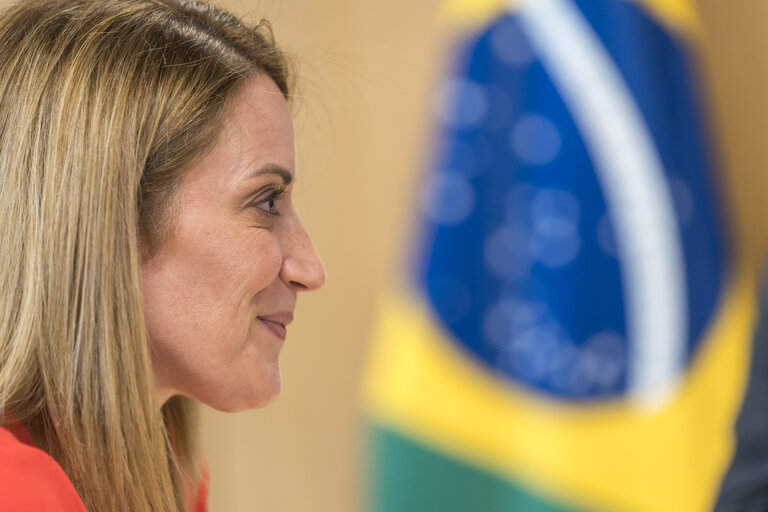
[251,186,287,217]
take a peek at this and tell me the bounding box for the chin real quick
[207,374,282,412]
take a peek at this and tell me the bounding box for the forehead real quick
[223,73,296,179]
[178,72,296,193]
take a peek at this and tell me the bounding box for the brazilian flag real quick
[361,0,756,511]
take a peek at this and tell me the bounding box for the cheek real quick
[180,229,281,313]
[146,228,282,337]
[141,223,283,405]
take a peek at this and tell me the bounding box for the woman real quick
[0,0,325,510]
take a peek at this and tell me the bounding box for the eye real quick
[251,187,286,217]
[256,197,277,215]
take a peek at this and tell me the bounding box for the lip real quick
[257,312,293,341]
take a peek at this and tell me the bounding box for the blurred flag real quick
[361,1,756,511]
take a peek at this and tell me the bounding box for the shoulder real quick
[0,426,87,512]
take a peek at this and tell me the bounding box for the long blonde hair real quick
[0,0,290,510]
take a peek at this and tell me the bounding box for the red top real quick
[0,421,209,511]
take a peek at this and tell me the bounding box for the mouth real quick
[257,312,293,341]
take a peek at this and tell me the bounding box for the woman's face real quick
[140,73,325,412]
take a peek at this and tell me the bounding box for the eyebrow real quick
[245,163,293,185]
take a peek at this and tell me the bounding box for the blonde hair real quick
[0,0,290,510]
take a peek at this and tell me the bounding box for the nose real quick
[279,214,326,292]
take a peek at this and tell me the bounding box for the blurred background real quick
[199,0,768,511]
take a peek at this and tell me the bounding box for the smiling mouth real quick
[257,316,290,340]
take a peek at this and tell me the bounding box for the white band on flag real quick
[514,0,687,408]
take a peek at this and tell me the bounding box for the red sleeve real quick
[187,460,209,512]
[0,428,87,512]
[189,458,210,512]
